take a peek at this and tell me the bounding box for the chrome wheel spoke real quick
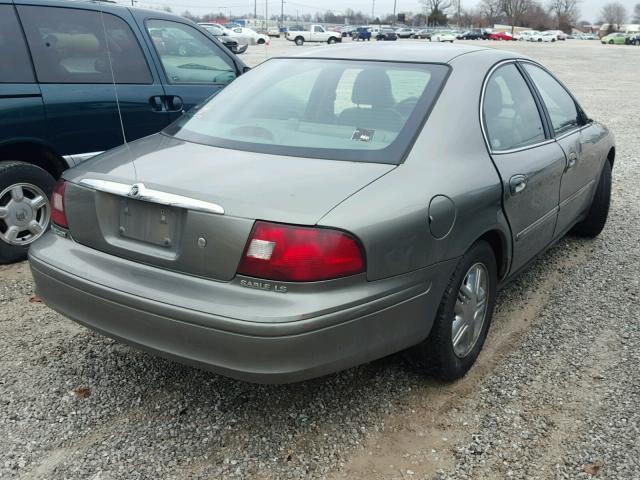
[28,220,44,235]
[0,206,8,219]
[30,195,47,211]
[5,226,20,243]
[452,323,469,348]
[11,186,24,202]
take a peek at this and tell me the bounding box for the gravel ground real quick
[1,39,639,479]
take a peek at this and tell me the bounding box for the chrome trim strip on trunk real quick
[62,151,104,167]
[79,179,225,215]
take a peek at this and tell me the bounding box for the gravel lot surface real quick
[1,39,639,479]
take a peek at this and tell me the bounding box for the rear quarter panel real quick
[319,51,513,282]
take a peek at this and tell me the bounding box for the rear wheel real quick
[0,161,55,264]
[328,37,336,44]
[295,36,304,46]
[409,240,497,380]
[257,38,265,44]
[609,40,614,44]
[572,160,612,237]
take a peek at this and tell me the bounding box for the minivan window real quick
[146,20,236,85]
[483,64,546,151]
[0,6,35,83]
[18,6,152,84]
[523,64,580,136]
[165,59,449,164]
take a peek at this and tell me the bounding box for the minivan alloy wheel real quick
[452,262,489,358]
[0,183,50,246]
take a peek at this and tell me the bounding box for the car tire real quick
[635,39,640,46]
[0,161,56,264]
[572,160,612,238]
[408,240,497,380]
[609,40,614,44]
[257,38,265,44]
[328,37,336,44]
[295,37,304,46]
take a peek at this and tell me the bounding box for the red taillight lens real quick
[50,180,68,228]
[237,221,365,282]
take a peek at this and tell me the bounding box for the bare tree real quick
[633,3,640,23]
[420,0,453,25]
[480,0,503,26]
[501,0,531,33]
[548,0,580,31]
[600,2,627,32]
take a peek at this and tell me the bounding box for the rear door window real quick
[18,6,152,84]
[145,20,236,85]
[483,63,546,151]
[0,5,35,83]
[523,64,581,136]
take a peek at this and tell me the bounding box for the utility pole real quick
[371,0,375,21]
[392,0,396,24]
[281,0,284,27]
[265,0,268,30]
[457,0,461,29]
[254,0,257,19]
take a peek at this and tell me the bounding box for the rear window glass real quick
[166,59,449,164]
[18,6,152,84]
[0,6,35,83]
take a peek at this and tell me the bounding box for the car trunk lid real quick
[62,134,394,281]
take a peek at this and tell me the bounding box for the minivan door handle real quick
[509,175,528,195]
[166,96,184,112]
[149,96,164,112]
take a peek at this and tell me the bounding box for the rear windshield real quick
[165,59,449,164]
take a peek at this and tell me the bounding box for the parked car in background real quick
[531,31,558,42]
[286,24,341,45]
[488,31,514,41]
[601,32,627,44]
[546,30,567,40]
[579,33,598,40]
[0,0,245,263]
[30,44,614,384]
[199,23,248,54]
[395,27,415,38]
[431,30,456,42]
[514,30,537,41]
[267,27,281,37]
[625,33,640,45]
[414,29,432,39]
[460,29,484,40]
[226,26,269,45]
[339,26,357,37]
[376,28,398,41]
[352,26,372,41]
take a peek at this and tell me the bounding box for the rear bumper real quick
[29,233,454,383]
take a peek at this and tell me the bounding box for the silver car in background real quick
[29,44,614,383]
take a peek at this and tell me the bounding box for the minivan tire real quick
[572,160,612,238]
[0,161,56,264]
[408,240,497,380]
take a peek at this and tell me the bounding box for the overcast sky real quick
[134,0,638,24]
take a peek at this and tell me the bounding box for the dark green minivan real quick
[0,0,246,263]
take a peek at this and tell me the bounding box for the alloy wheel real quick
[451,262,489,358]
[0,183,50,247]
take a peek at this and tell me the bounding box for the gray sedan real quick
[29,44,614,383]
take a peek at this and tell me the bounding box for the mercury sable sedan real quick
[29,44,614,384]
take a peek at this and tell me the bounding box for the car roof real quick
[284,43,518,64]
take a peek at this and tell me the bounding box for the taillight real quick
[50,180,68,228]
[237,221,365,282]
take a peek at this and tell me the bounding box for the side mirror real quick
[242,66,251,74]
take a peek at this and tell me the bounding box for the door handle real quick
[509,175,528,195]
[149,96,164,112]
[167,96,184,112]
[566,152,578,171]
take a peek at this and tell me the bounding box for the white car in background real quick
[431,30,456,42]
[227,26,270,45]
[530,31,558,42]
[514,30,538,41]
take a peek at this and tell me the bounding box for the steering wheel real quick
[228,125,275,141]
[395,96,419,117]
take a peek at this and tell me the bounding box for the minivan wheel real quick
[572,160,612,238]
[408,240,497,380]
[0,161,55,264]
